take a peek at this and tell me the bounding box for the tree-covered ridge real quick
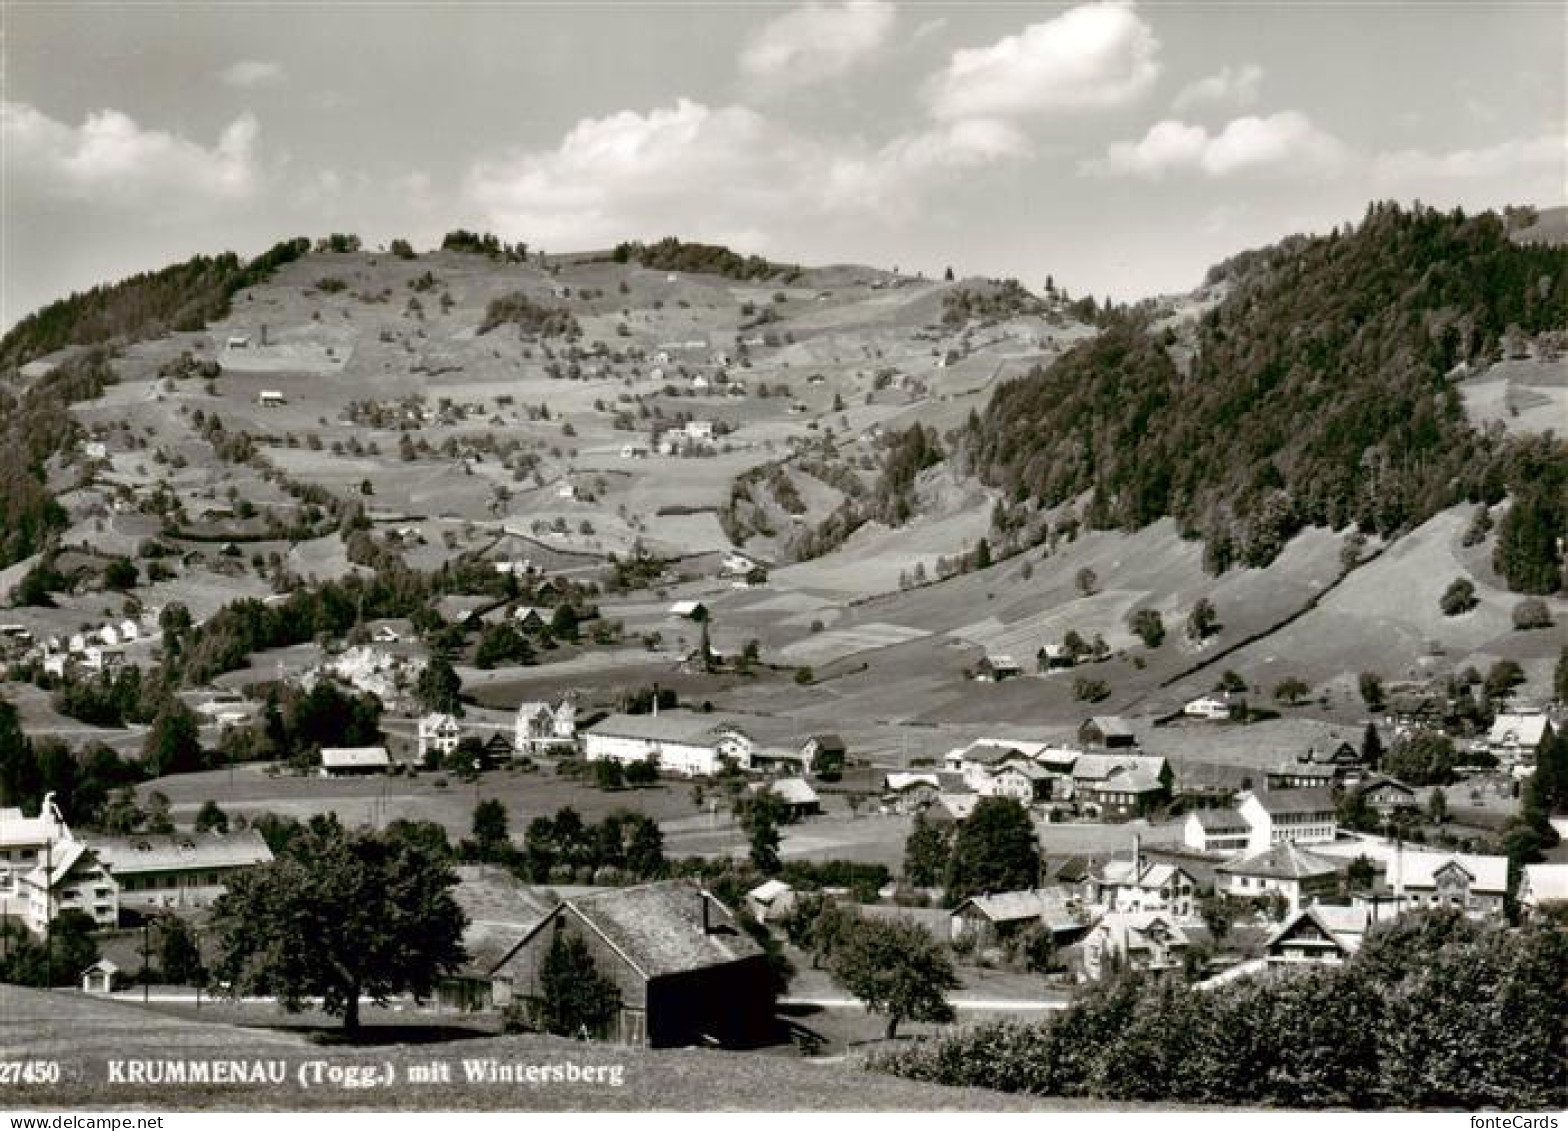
[0,237,312,372]
[969,203,1568,583]
[611,237,800,282]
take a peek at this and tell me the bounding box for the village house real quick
[88,829,274,913]
[1036,643,1075,671]
[1182,807,1252,855]
[1519,863,1568,918]
[1487,712,1552,765]
[1264,903,1370,967]
[800,733,847,775]
[513,695,578,756]
[489,881,774,1048]
[1314,843,1510,920]
[0,797,72,907]
[1237,788,1338,853]
[417,712,464,764]
[256,390,286,407]
[22,840,118,934]
[1357,775,1419,818]
[1068,753,1172,820]
[1092,841,1196,916]
[1216,842,1343,913]
[987,759,1054,805]
[926,792,982,826]
[319,747,393,776]
[668,600,708,621]
[949,888,1088,950]
[881,772,944,814]
[1079,912,1189,982]
[583,711,753,777]
[433,595,494,627]
[1183,693,1243,720]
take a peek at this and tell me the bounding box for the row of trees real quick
[873,909,1568,1108]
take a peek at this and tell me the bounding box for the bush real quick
[1439,577,1478,616]
[1512,598,1553,630]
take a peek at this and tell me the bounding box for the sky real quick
[3,1,1564,328]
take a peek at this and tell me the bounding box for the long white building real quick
[583,711,753,777]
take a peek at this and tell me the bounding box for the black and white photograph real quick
[0,0,1565,1118]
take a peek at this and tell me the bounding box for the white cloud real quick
[218,59,286,88]
[1171,63,1263,113]
[2,101,261,208]
[465,98,1026,250]
[1084,112,1349,179]
[1372,134,1565,182]
[739,1,896,88]
[929,1,1159,121]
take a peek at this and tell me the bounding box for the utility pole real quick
[43,836,53,989]
[143,916,150,1004]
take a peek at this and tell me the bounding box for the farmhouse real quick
[1265,763,1338,791]
[1265,904,1370,966]
[511,606,547,631]
[974,654,1022,682]
[927,792,982,826]
[1068,753,1172,818]
[417,712,464,764]
[881,773,943,813]
[583,711,753,777]
[1182,807,1251,855]
[668,600,708,621]
[88,830,274,912]
[1036,643,1074,671]
[1080,912,1189,982]
[748,777,821,819]
[319,747,392,776]
[1237,788,1337,853]
[440,868,561,1012]
[21,840,118,934]
[257,390,287,407]
[514,695,578,755]
[949,888,1087,950]
[1079,716,1138,749]
[490,881,774,1048]
[949,740,1029,793]
[1217,842,1343,913]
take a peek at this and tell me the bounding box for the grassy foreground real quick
[0,984,1133,1112]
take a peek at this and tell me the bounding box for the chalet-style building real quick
[1183,693,1243,721]
[1216,842,1343,912]
[490,881,774,1047]
[583,711,753,777]
[1358,775,1418,817]
[22,840,117,934]
[1237,788,1337,853]
[881,772,944,814]
[319,747,392,776]
[1080,912,1188,981]
[514,695,578,756]
[88,830,274,913]
[1265,763,1338,791]
[949,888,1088,950]
[1487,713,1552,765]
[1079,717,1138,749]
[1182,807,1252,855]
[1083,765,1168,821]
[417,712,464,764]
[1265,904,1370,966]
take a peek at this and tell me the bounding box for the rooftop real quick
[86,830,274,875]
[1218,842,1343,881]
[585,710,747,745]
[557,880,763,980]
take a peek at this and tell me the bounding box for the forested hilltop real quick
[968,203,1567,590]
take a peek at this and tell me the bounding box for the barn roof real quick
[557,880,763,980]
[87,830,273,876]
[585,711,746,745]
